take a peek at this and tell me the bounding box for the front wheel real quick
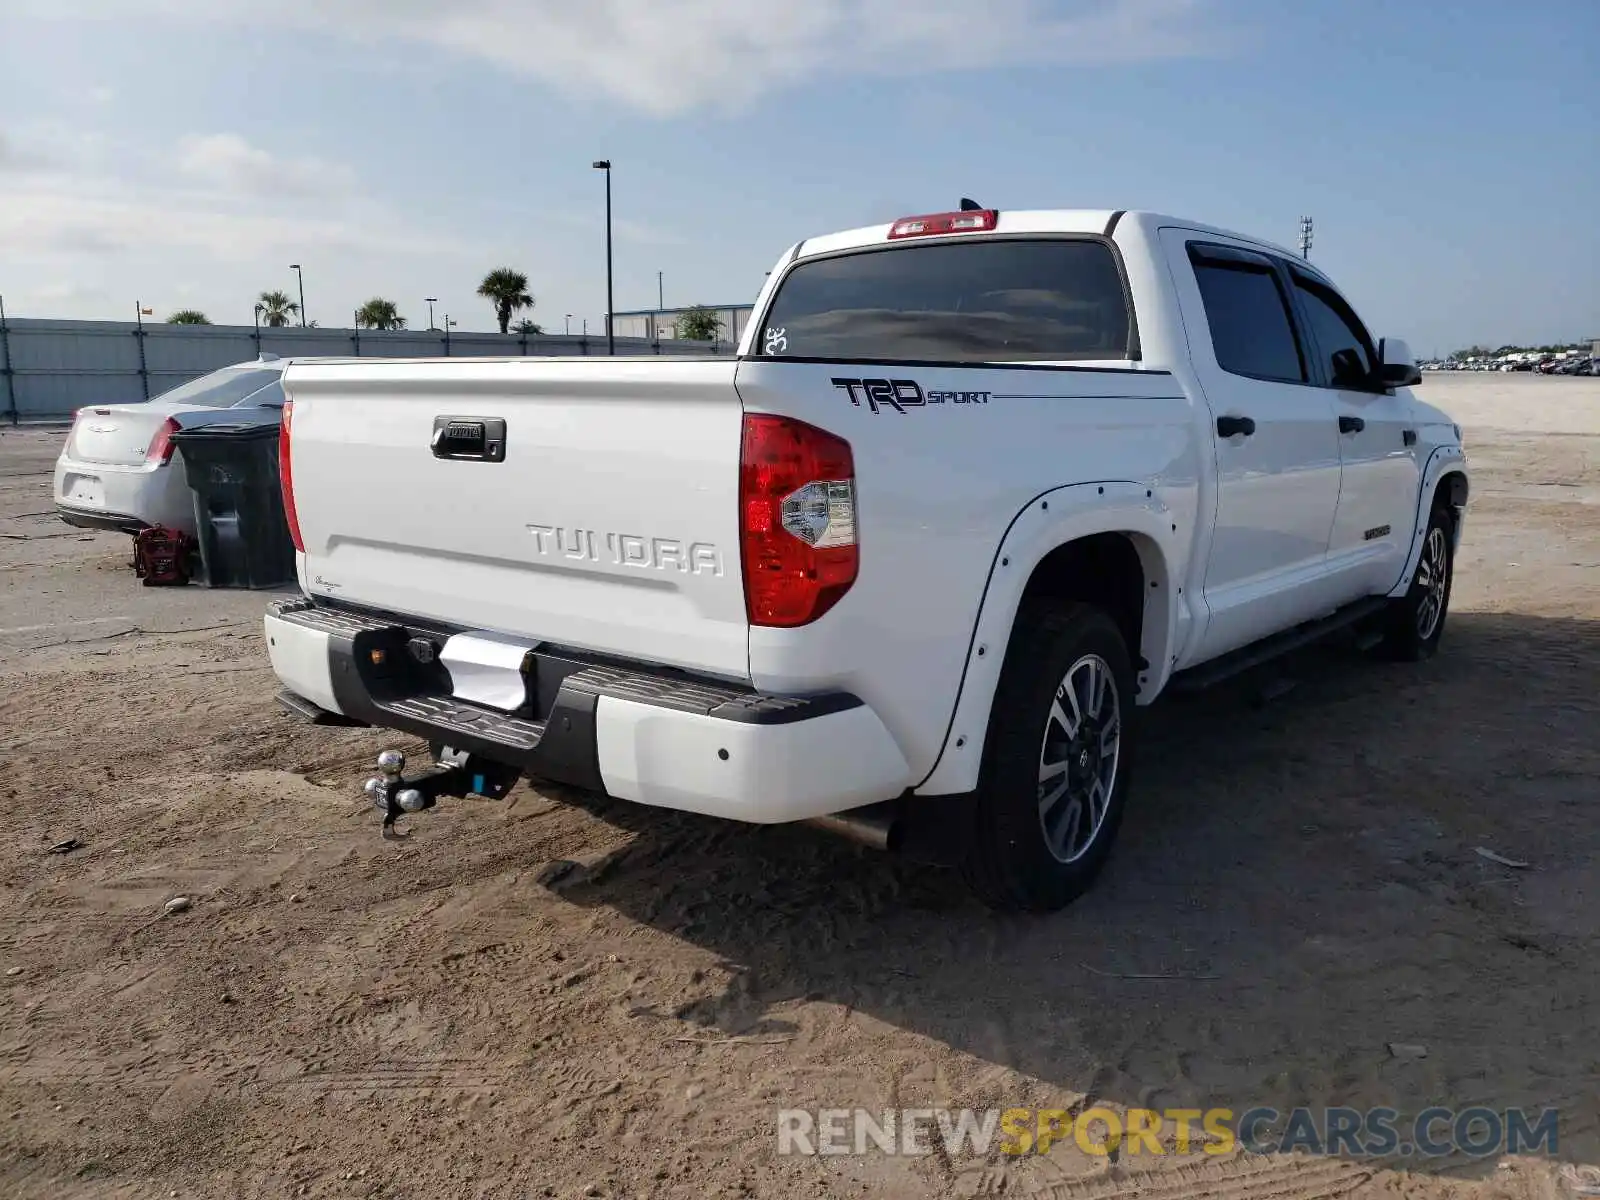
[1380,505,1455,661]
[962,603,1136,913]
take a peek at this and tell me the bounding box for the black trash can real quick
[172,422,296,589]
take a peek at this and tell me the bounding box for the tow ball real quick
[363,748,518,836]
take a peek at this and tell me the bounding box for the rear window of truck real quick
[757,238,1133,363]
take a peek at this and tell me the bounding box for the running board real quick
[1168,596,1389,693]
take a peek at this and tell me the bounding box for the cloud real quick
[613,218,687,247]
[0,131,53,173]
[4,186,454,263]
[33,281,114,307]
[1,129,437,262]
[175,133,359,197]
[23,0,1229,115]
[1,156,488,321]
[548,209,688,247]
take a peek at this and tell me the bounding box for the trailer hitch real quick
[363,748,518,837]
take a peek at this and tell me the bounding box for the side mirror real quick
[1378,337,1422,388]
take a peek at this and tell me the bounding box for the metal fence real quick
[0,318,733,424]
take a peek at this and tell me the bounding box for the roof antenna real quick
[959,197,984,211]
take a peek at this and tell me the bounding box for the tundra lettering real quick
[527,524,723,576]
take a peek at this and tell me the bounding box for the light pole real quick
[564,314,572,335]
[657,271,664,310]
[425,297,438,331]
[0,293,14,426]
[289,263,306,327]
[592,159,614,355]
[134,300,151,400]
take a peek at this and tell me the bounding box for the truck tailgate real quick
[283,357,749,681]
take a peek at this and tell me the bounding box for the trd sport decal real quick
[832,378,991,414]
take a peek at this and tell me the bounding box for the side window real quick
[1188,246,1306,383]
[1290,272,1378,390]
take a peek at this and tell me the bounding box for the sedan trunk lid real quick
[65,403,176,467]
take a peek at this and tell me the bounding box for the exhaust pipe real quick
[807,803,898,852]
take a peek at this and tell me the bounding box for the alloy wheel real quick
[1037,653,1122,864]
[1415,525,1449,640]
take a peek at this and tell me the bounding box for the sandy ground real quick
[1,373,1596,1200]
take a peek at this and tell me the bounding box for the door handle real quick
[1402,429,1418,447]
[1216,415,1256,438]
[1338,415,1365,434]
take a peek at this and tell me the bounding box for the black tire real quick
[1380,503,1455,662]
[961,602,1136,913]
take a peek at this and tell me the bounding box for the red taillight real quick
[145,416,179,464]
[65,408,88,457]
[279,399,304,552]
[887,209,999,239]
[739,414,858,627]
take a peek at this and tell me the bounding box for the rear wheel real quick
[1380,504,1455,661]
[962,603,1136,913]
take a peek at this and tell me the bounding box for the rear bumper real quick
[53,455,196,535]
[264,599,911,823]
[55,504,147,533]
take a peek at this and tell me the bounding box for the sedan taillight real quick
[145,417,180,465]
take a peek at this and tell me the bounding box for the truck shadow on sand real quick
[539,610,1599,1180]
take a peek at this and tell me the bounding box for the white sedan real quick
[54,357,288,535]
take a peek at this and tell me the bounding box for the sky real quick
[1,0,1595,354]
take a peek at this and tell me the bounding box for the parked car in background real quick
[54,356,288,535]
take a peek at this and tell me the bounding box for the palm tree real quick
[513,318,543,335]
[166,310,210,325]
[477,269,534,335]
[355,298,407,331]
[258,289,299,328]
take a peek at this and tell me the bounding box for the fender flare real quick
[1388,446,1468,598]
[914,481,1186,797]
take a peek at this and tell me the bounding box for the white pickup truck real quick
[265,206,1467,911]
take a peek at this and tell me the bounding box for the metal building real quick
[609,304,755,346]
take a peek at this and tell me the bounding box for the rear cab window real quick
[756,238,1135,363]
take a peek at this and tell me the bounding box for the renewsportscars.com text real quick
[776,1106,1559,1159]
